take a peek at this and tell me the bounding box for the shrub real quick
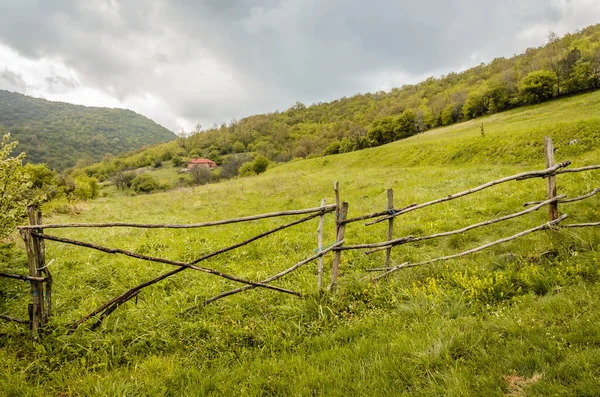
[252,155,269,174]
[0,134,31,238]
[131,174,162,193]
[238,162,255,177]
[72,175,99,200]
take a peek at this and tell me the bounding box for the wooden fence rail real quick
[2,137,599,338]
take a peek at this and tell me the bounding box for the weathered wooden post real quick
[317,199,326,289]
[19,205,47,338]
[544,137,558,221]
[329,181,348,291]
[385,188,394,268]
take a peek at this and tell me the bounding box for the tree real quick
[73,175,99,200]
[518,70,558,104]
[131,173,162,193]
[547,31,564,95]
[252,155,269,174]
[0,134,31,239]
[24,163,63,203]
[238,162,255,177]
[189,165,213,185]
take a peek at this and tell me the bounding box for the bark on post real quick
[544,137,558,221]
[35,209,52,319]
[20,205,46,338]
[317,199,326,289]
[329,202,348,291]
[385,189,394,268]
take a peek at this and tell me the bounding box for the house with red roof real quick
[187,158,217,169]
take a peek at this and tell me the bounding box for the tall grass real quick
[1,91,599,395]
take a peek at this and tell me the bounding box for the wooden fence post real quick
[19,205,47,338]
[329,201,348,292]
[385,189,394,268]
[544,137,558,221]
[317,199,326,289]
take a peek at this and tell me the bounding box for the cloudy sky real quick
[1,0,599,132]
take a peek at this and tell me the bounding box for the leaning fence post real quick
[317,199,326,290]
[544,137,558,221]
[385,189,394,268]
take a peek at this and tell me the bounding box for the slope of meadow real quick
[1,93,599,396]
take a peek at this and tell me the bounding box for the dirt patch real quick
[504,373,543,396]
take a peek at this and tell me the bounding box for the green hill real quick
[1,91,599,395]
[73,24,600,183]
[0,90,176,170]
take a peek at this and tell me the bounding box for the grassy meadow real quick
[1,92,600,395]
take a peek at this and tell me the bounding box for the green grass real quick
[1,91,600,396]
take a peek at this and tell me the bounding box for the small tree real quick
[519,70,558,104]
[0,134,31,239]
[73,175,99,200]
[238,162,255,177]
[190,165,213,185]
[252,155,269,174]
[131,173,161,193]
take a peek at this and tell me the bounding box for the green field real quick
[1,92,600,396]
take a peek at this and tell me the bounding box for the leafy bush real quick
[238,162,255,177]
[252,155,269,174]
[131,173,166,193]
[72,175,99,200]
[0,134,31,238]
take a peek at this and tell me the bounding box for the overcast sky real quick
[1,0,599,132]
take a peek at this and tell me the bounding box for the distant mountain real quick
[0,90,176,170]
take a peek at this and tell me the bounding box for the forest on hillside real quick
[0,91,176,170]
[74,24,600,182]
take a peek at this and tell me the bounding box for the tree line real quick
[72,25,600,185]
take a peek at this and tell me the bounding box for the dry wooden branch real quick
[19,205,336,230]
[562,222,600,228]
[0,272,45,281]
[200,241,344,306]
[524,188,599,206]
[0,314,30,324]
[555,164,600,174]
[69,213,318,329]
[362,161,571,226]
[364,245,392,255]
[336,236,415,251]
[342,203,417,225]
[342,195,564,252]
[370,214,567,279]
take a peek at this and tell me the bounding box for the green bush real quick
[72,175,99,200]
[131,173,165,193]
[238,162,255,177]
[252,155,269,174]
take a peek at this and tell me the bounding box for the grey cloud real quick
[45,75,80,93]
[0,0,596,129]
[0,68,27,92]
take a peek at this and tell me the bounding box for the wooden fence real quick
[2,137,599,338]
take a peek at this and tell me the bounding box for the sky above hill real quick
[0,0,599,132]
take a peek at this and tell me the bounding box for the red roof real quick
[188,158,217,168]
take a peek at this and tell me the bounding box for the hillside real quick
[1,92,599,395]
[73,24,600,182]
[0,90,176,170]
